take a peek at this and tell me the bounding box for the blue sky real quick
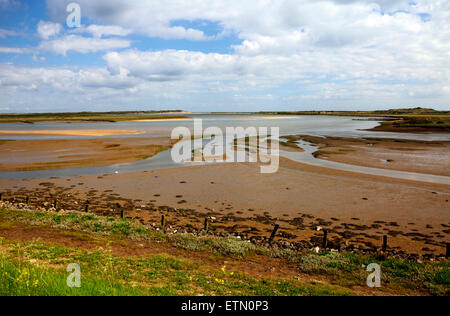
[0,0,449,113]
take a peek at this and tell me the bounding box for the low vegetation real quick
[0,206,448,296]
[0,111,187,123]
[260,108,450,131]
[373,116,450,131]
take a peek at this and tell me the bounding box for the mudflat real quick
[284,135,450,177]
[0,137,173,171]
[1,156,448,256]
[0,130,449,257]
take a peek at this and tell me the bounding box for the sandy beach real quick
[0,130,144,136]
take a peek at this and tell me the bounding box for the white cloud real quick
[0,46,27,54]
[44,0,435,42]
[104,50,247,80]
[46,0,222,40]
[0,29,18,38]
[0,63,189,112]
[71,25,132,38]
[1,60,449,112]
[0,63,138,91]
[37,21,62,40]
[39,35,131,56]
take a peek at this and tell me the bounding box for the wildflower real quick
[215,278,225,285]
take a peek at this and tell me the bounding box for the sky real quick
[0,0,449,113]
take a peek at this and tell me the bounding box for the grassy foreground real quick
[0,206,448,296]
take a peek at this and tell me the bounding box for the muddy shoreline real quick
[283,135,450,177]
[0,137,174,172]
[1,158,448,257]
[0,192,447,261]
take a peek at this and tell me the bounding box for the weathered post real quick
[322,230,328,249]
[382,235,388,252]
[85,202,89,213]
[53,200,58,210]
[204,218,209,231]
[115,203,123,219]
[269,224,280,244]
[0,192,3,201]
[446,243,450,259]
[26,196,30,205]
[161,215,166,230]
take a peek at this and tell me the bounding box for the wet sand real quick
[284,135,450,177]
[0,137,174,171]
[1,157,448,256]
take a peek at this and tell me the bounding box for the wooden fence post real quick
[115,203,123,219]
[53,200,58,210]
[204,218,209,231]
[85,202,89,213]
[269,224,280,244]
[382,235,388,252]
[161,215,166,229]
[26,197,30,205]
[0,193,3,201]
[446,243,450,259]
[322,230,328,249]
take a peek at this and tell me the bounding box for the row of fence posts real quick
[269,225,450,258]
[1,192,449,258]
[101,209,448,257]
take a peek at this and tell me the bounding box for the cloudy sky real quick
[0,0,449,113]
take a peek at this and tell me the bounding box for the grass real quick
[0,238,353,296]
[383,116,450,129]
[0,206,448,296]
[173,234,260,257]
[0,252,150,296]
